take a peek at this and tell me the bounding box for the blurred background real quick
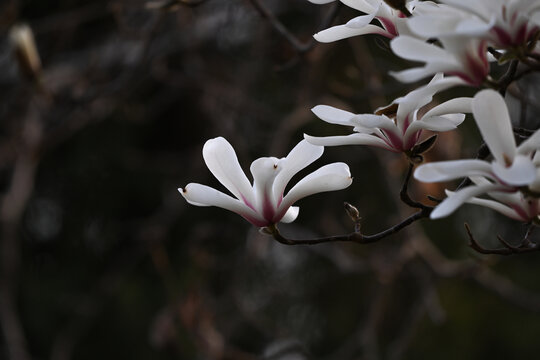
[1,0,540,359]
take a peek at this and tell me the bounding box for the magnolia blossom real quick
[179,137,352,227]
[305,74,471,153]
[446,177,540,222]
[390,35,489,86]
[408,0,540,48]
[415,89,540,219]
[309,0,420,42]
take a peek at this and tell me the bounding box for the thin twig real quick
[247,0,340,55]
[267,207,431,246]
[400,162,431,210]
[497,59,518,96]
[465,223,540,255]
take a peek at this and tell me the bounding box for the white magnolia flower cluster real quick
[306,0,540,223]
[180,0,540,229]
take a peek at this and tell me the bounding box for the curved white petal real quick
[203,137,254,204]
[273,140,324,202]
[469,176,525,205]
[405,114,463,137]
[314,24,387,42]
[528,170,540,193]
[431,183,505,219]
[439,0,489,21]
[280,163,352,211]
[390,63,459,83]
[341,0,378,13]
[346,13,376,29]
[312,105,356,126]
[250,157,280,213]
[304,133,395,151]
[179,184,260,221]
[409,12,491,38]
[414,159,493,182]
[280,206,299,223]
[395,75,441,121]
[352,114,396,131]
[446,189,523,220]
[492,154,536,186]
[391,36,453,63]
[472,90,516,165]
[422,97,472,119]
[408,14,463,38]
[390,67,434,83]
[395,74,466,122]
[518,129,540,155]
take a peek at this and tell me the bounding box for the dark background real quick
[1,0,540,359]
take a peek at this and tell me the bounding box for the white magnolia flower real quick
[446,177,540,222]
[179,137,352,227]
[305,74,470,153]
[309,0,420,42]
[415,89,540,219]
[408,0,540,48]
[390,35,490,86]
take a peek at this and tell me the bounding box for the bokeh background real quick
[1,0,540,359]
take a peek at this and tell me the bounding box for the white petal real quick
[273,140,324,204]
[470,176,526,205]
[518,129,540,155]
[341,0,378,13]
[391,36,453,63]
[492,154,536,186]
[203,137,254,204]
[414,159,493,182]
[179,184,260,221]
[395,76,439,121]
[304,133,395,151]
[352,114,396,131]
[280,163,352,211]
[431,183,505,219]
[312,105,356,126]
[395,74,466,122]
[390,63,459,83]
[314,24,387,43]
[346,14,376,29]
[460,193,524,221]
[528,169,540,193]
[422,97,472,119]
[472,90,516,165]
[280,206,299,223]
[405,114,464,136]
[250,157,280,212]
[454,17,493,36]
[390,67,434,83]
[408,13,461,38]
[439,0,489,20]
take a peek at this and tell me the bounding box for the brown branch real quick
[246,0,340,55]
[496,59,518,96]
[465,223,540,255]
[0,106,43,360]
[400,162,432,210]
[267,207,431,246]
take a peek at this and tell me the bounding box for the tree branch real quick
[266,207,431,246]
[465,223,540,255]
[246,0,340,55]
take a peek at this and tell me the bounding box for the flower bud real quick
[9,24,42,81]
